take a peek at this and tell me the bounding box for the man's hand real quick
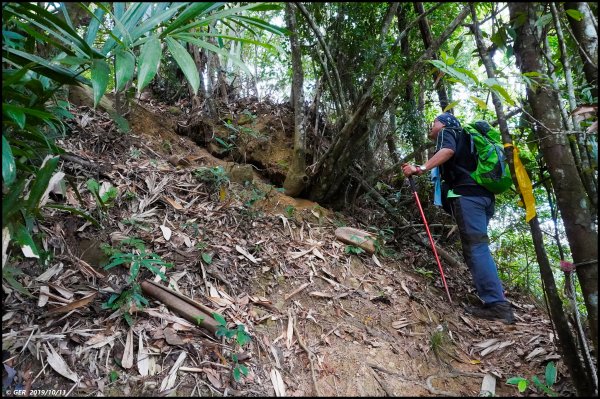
[402,163,423,177]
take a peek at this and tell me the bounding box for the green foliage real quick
[212,312,251,382]
[506,362,558,396]
[102,238,172,325]
[108,370,119,383]
[104,239,172,283]
[2,266,32,297]
[101,283,148,327]
[284,205,296,218]
[86,178,118,220]
[194,166,230,187]
[344,245,365,255]
[201,252,213,265]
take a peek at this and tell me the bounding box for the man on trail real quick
[402,112,515,324]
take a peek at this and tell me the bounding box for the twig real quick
[369,367,395,396]
[293,316,321,396]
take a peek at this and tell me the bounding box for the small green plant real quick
[102,238,172,325]
[129,147,142,159]
[86,178,118,218]
[102,283,148,326]
[194,166,230,188]
[104,242,172,283]
[212,312,251,382]
[108,370,119,383]
[345,245,365,255]
[284,205,296,218]
[244,187,266,207]
[201,252,212,264]
[414,267,434,279]
[506,361,558,397]
[123,190,137,200]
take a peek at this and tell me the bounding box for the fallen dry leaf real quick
[122,328,134,369]
[160,225,172,241]
[270,368,286,397]
[43,292,97,317]
[160,351,187,392]
[137,334,149,377]
[44,343,78,382]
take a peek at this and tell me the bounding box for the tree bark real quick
[509,2,598,366]
[563,2,598,100]
[550,3,597,210]
[398,5,424,165]
[283,3,308,197]
[471,5,593,395]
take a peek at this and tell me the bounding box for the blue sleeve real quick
[436,128,458,152]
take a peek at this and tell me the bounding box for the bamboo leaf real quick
[165,37,200,95]
[565,9,583,21]
[3,105,26,129]
[91,59,110,108]
[14,224,39,259]
[26,156,60,212]
[137,36,162,94]
[130,3,186,42]
[443,100,460,112]
[115,49,135,92]
[45,204,100,227]
[3,47,90,85]
[545,361,556,386]
[178,35,252,76]
[470,96,488,110]
[490,84,515,106]
[2,179,26,227]
[2,135,17,185]
[85,7,107,46]
[162,3,224,36]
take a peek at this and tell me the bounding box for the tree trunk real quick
[414,2,450,112]
[509,2,598,365]
[563,2,598,100]
[398,5,424,165]
[282,3,308,197]
[470,5,593,396]
[550,3,598,212]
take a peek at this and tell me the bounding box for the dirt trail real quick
[1,96,570,397]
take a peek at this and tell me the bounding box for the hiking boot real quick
[465,302,515,324]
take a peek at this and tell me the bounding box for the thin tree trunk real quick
[387,112,400,165]
[551,3,598,210]
[470,6,592,396]
[414,2,450,111]
[509,2,598,367]
[398,5,423,165]
[563,2,598,100]
[282,3,308,197]
[295,2,347,113]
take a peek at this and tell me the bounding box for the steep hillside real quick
[2,94,572,397]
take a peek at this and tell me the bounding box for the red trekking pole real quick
[408,176,453,303]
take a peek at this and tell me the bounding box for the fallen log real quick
[141,280,220,335]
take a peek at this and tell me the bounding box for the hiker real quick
[401,112,515,324]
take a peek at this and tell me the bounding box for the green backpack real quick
[461,120,513,194]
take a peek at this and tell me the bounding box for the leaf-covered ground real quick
[2,95,574,397]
